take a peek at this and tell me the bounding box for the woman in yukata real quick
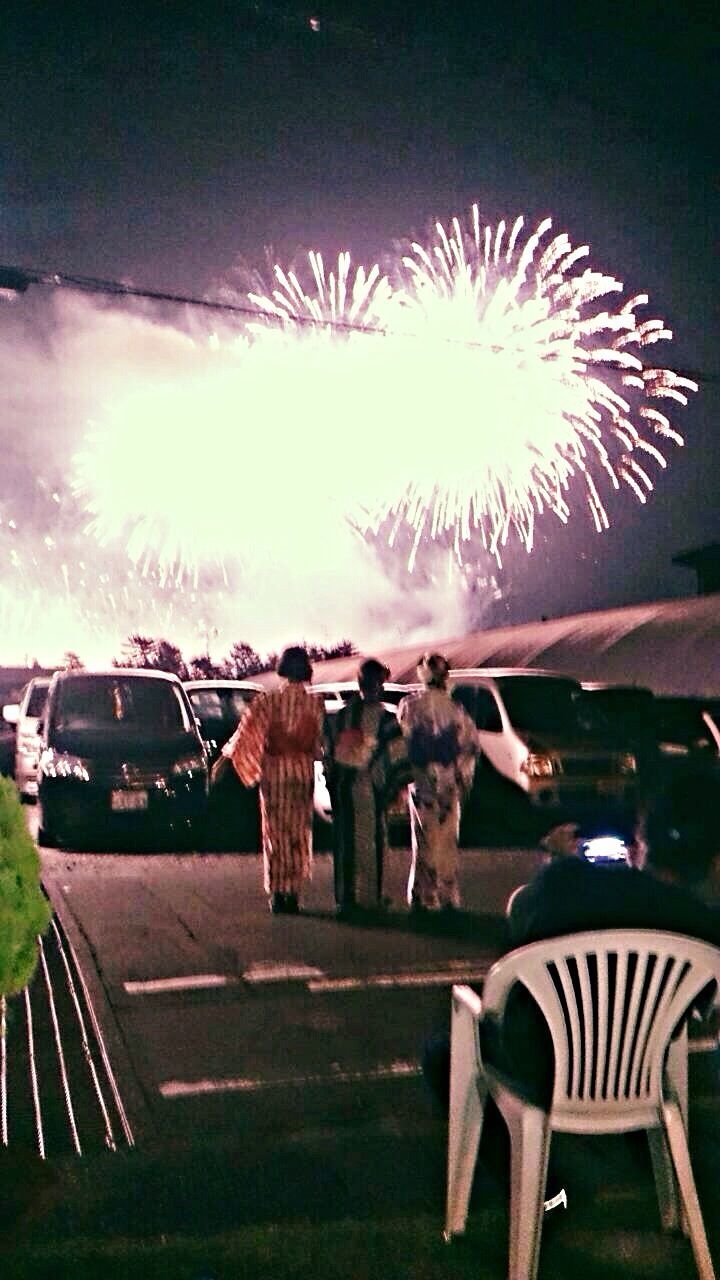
[217,646,324,914]
[324,658,406,916]
[397,653,480,912]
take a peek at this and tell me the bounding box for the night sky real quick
[0,1,717,663]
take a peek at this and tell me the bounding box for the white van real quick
[2,677,52,799]
[405,669,639,835]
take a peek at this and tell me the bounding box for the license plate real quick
[111,789,148,811]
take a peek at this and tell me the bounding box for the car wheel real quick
[38,799,72,849]
[37,819,58,848]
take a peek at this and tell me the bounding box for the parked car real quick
[652,695,720,760]
[581,685,720,800]
[37,669,208,849]
[0,706,17,773]
[429,669,641,839]
[183,679,263,850]
[310,681,410,708]
[183,679,264,763]
[2,676,52,799]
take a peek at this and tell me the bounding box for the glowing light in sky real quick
[71,210,696,585]
[360,210,696,566]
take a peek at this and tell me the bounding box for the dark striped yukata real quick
[224,683,324,897]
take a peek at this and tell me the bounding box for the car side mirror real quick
[2,703,19,725]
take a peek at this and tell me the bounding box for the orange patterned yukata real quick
[223,683,324,896]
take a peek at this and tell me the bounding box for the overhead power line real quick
[0,262,365,331]
[0,263,716,383]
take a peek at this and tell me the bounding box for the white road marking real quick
[125,958,495,995]
[160,1059,421,1098]
[308,965,492,993]
[242,963,325,983]
[124,974,239,995]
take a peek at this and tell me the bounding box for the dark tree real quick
[150,640,188,680]
[115,635,188,680]
[225,642,264,679]
[187,654,226,680]
[116,635,157,668]
[62,651,84,669]
[286,640,357,663]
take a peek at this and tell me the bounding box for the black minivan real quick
[37,669,209,849]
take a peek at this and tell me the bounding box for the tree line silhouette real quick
[108,635,357,681]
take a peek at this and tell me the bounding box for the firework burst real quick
[71,211,696,583]
[247,249,392,332]
[357,207,696,567]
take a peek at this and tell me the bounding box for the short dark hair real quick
[358,658,390,685]
[277,646,313,682]
[645,776,719,883]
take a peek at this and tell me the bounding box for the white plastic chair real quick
[445,930,720,1280]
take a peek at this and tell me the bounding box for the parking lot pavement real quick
[38,847,525,1140]
[8,842,716,1276]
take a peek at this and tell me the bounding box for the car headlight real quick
[521,752,555,779]
[619,752,637,773]
[171,754,206,776]
[39,748,91,782]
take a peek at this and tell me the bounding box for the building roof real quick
[261,592,720,698]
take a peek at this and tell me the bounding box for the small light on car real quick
[171,755,206,776]
[39,748,90,781]
[522,753,555,778]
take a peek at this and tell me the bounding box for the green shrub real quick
[0,777,52,996]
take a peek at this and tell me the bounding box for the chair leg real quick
[666,1027,690,1236]
[445,1047,487,1238]
[500,1094,551,1280]
[648,1127,680,1232]
[667,1028,689,1133]
[663,1102,716,1280]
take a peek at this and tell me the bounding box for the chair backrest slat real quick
[606,949,627,1101]
[577,953,595,1100]
[617,951,647,1100]
[554,958,583,1097]
[481,931,720,1118]
[631,954,672,1099]
[595,952,609,1100]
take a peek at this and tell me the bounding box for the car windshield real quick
[26,683,50,716]
[495,676,587,735]
[189,687,255,724]
[579,688,656,736]
[653,701,716,751]
[55,677,187,733]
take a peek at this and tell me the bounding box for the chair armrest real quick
[452,984,483,1020]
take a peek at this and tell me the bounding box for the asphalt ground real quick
[3,827,720,1277]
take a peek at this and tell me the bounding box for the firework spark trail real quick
[69,212,696,585]
[355,206,696,564]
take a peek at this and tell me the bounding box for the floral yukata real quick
[324,697,406,910]
[224,683,324,898]
[397,688,480,910]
